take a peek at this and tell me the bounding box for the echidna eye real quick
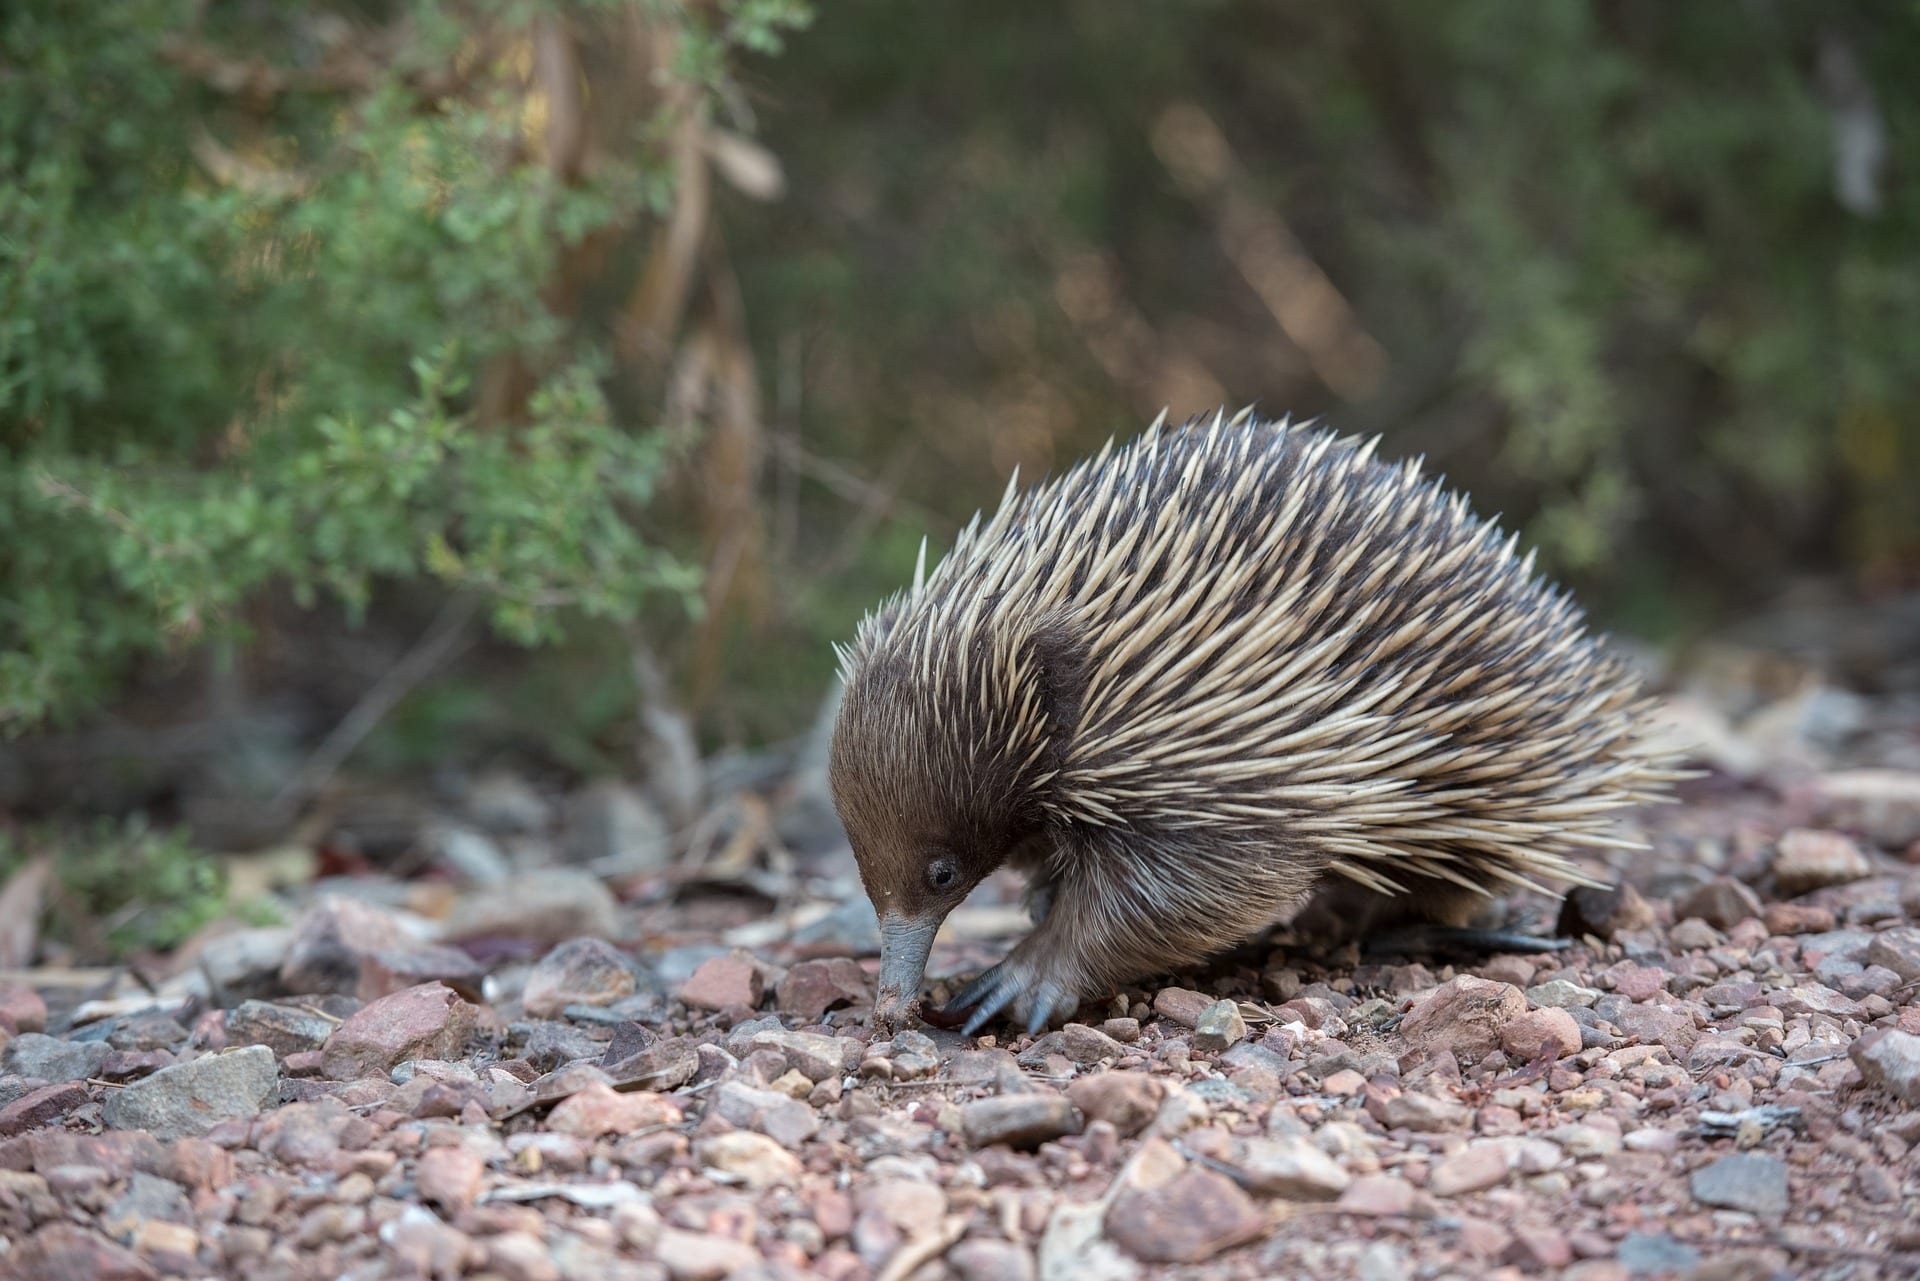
[926,859,959,892]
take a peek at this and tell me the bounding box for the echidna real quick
[830,411,1681,1034]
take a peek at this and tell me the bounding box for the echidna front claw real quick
[946,956,1079,1036]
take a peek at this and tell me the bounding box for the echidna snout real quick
[829,410,1683,1034]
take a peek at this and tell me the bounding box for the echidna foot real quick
[947,956,1079,1036]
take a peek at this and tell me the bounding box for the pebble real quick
[1675,877,1763,929]
[1152,987,1214,1029]
[1689,1152,1790,1215]
[678,953,766,1011]
[7,1221,157,1281]
[1067,1072,1163,1137]
[749,1029,850,1082]
[415,1144,485,1211]
[1336,1174,1419,1217]
[1192,1000,1247,1052]
[712,1080,819,1146]
[696,1131,803,1187]
[1556,882,1655,937]
[1106,1162,1266,1264]
[776,958,870,1021]
[102,1045,278,1140]
[1399,975,1526,1061]
[1526,979,1601,1009]
[1377,1092,1470,1133]
[961,1095,1080,1149]
[1851,1029,1920,1105]
[0,1081,92,1136]
[225,1001,337,1057]
[655,1227,759,1281]
[2,1033,110,1083]
[321,983,477,1080]
[547,1083,679,1138]
[1773,828,1873,895]
[0,984,48,1035]
[522,937,639,1017]
[1866,928,1920,983]
[1224,1135,1351,1199]
[950,1237,1038,1281]
[1429,1143,1511,1197]
[1500,1008,1583,1061]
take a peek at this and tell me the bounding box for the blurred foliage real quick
[0,817,245,959]
[5,0,1920,764]
[1,0,808,732]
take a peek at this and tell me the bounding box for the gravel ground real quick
[2,661,1919,1280]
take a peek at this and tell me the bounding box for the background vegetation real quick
[4,1,1917,845]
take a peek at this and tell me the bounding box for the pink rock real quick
[1607,965,1668,1002]
[1501,1009,1582,1061]
[1429,1143,1510,1197]
[1066,1072,1164,1137]
[546,1083,679,1138]
[1509,1226,1574,1269]
[1152,987,1213,1029]
[678,953,766,1012]
[776,958,870,1021]
[415,1144,486,1212]
[1399,976,1527,1062]
[1337,1174,1419,1216]
[321,983,477,1080]
[0,984,48,1035]
[7,1222,157,1281]
[1105,1166,1267,1263]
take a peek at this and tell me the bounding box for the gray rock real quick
[522,937,639,1018]
[103,1045,278,1140]
[1526,979,1601,1009]
[1866,928,1920,984]
[1,1034,110,1083]
[1852,1029,1920,1105]
[1192,1000,1247,1052]
[748,1030,849,1082]
[1224,1135,1350,1199]
[711,1081,819,1148]
[100,1171,192,1241]
[1617,1233,1701,1274]
[1689,1152,1789,1215]
[226,1002,336,1057]
[961,1095,1080,1149]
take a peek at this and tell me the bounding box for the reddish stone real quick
[6,1222,157,1281]
[1399,976,1526,1062]
[678,953,766,1012]
[1106,1166,1267,1263]
[1501,1009,1582,1062]
[414,1144,485,1212]
[0,985,48,1035]
[1152,987,1213,1029]
[320,983,477,1080]
[0,1082,90,1137]
[546,1083,680,1139]
[776,958,870,1021]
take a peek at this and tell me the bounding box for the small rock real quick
[1689,1152,1789,1215]
[523,937,639,1018]
[1378,1092,1470,1133]
[697,1130,802,1187]
[1152,987,1213,1029]
[1866,928,1920,983]
[1224,1135,1350,1199]
[1607,964,1668,1002]
[961,1094,1080,1149]
[950,1238,1037,1281]
[711,1081,818,1146]
[1508,1226,1573,1270]
[1675,877,1763,930]
[128,1220,198,1271]
[1668,917,1724,950]
[0,1081,91,1137]
[1526,980,1601,1009]
[6,1222,157,1281]
[655,1227,758,1281]
[2,1033,110,1082]
[321,983,476,1080]
[102,1045,278,1140]
[775,958,869,1022]
[1106,1164,1266,1264]
[279,896,413,995]
[547,1083,679,1138]
[748,1029,848,1082]
[1617,1233,1700,1274]
[1775,828,1873,895]
[678,953,765,1012]
[1500,1008,1582,1061]
[0,984,48,1034]
[1336,1174,1418,1217]
[1192,1000,1247,1052]
[1814,769,1920,849]
[1763,903,1837,935]
[1022,1023,1126,1066]
[197,927,296,1003]
[1067,1073,1164,1137]
[881,1029,940,1079]
[225,1001,337,1057]
[1399,975,1526,1061]
[415,1145,485,1212]
[1430,1143,1511,1197]
[1851,1029,1920,1105]
[1556,882,1654,938]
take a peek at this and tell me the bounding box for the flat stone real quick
[1336,1174,1419,1217]
[748,1030,848,1082]
[1866,928,1920,983]
[1526,980,1601,1009]
[1023,1023,1126,1067]
[415,1145,485,1212]
[1668,917,1725,950]
[1224,1135,1350,1199]
[321,983,476,1080]
[226,1001,336,1057]
[1675,877,1762,930]
[696,1130,801,1187]
[1500,1009,1582,1061]
[1774,829,1873,895]
[1067,1072,1163,1137]
[1399,975,1526,1061]
[0,1082,91,1137]
[1152,987,1213,1029]
[678,953,764,1012]
[1192,1000,1247,1052]
[547,1083,679,1139]
[1,1033,110,1083]
[711,1080,818,1147]
[197,927,296,1003]
[102,1046,278,1140]
[1378,1092,1471,1133]
[775,958,870,1021]
[1689,1153,1789,1215]
[1612,1003,1698,1052]
[1429,1143,1511,1197]
[1852,1029,1920,1105]
[1763,903,1838,935]
[523,937,638,1018]
[961,1094,1079,1149]
[1106,1165,1266,1264]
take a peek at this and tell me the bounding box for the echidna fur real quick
[830,410,1685,1034]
